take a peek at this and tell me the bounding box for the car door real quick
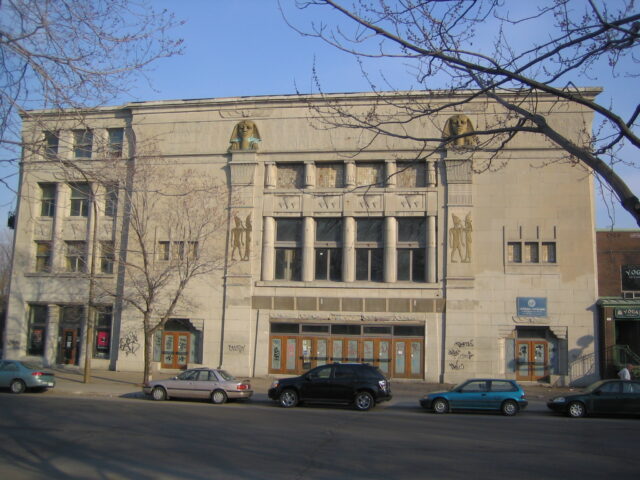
[299,365,333,401]
[331,365,359,402]
[589,381,623,414]
[621,381,640,414]
[487,380,516,410]
[165,370,199,398]
[191,370,215,399]
[450,380,490,410]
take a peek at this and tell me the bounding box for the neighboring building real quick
[3,90,600,385]
[596,230,640,378]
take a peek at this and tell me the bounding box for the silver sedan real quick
[143,368,252,404]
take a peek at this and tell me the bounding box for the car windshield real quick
[217,370,236,381]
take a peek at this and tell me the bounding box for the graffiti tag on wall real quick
[228,344,245,354]
[448,339,474,370]
[119,331,140,356]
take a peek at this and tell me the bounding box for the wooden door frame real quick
[515,339,549,381]
[61,328,79,365]
[161,331,190,369]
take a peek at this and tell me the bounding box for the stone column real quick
[264,162,276,189]
[384,216,397,283]
[386,160,396,188]
[427,160,437,187]
[345,161,356,189]
[342,216,355,282]
[302,216,315,282]
[261,216,275,281]
[45,304,60,367]
[427,214,437,283]
[304,162,315,189]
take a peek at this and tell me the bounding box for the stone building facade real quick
[4,91,600,385]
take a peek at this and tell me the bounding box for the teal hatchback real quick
[420,379,528,416]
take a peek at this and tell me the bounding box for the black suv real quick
[268,363,392,411]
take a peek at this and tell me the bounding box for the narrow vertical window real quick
[524,242,539,263]
[315,218,342,281]
[94,306,113,359]
[39,183,56,217]
[397,218,426,282]
[27,305,48,356]
[69,182,90,217]
[507,242,522,263]
[35,242,52,272]
[275,218,302,281]
[44,131,59,159]
[108,128,124,157]
[541,242,557,263]
[100,242,115,274]
[158,241,170,261]
[356,218,384,281]
[104,184,118,217]
[73,129,93,158]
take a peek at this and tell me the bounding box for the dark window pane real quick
[332,324,361,335]
[315,248,328,280]
[412,249,426,282]
[275,248,301,281]
[276,219,302,242]
[301,325,330,333]
[398,218,426,243]
[363,326,392,335]
[397,250,411,281]
[370,248,383,282]
[270,323,299,334]
[329,248,342,281]
[357,219,383,243]
[394,325,425,337]
[316,218,342,242]
[356,249,369,281]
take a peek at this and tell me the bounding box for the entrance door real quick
[61,328,79,365]
[393,340,423,379]
[301,338,329,371]
[161,332,190,369]
[516,340,548,381]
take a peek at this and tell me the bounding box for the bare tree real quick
[283,0,640,225]
[0,0,183,186]
[107,155,228,384]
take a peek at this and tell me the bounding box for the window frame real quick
[506,240,557,265]
[69,182,91,217]
[397,217,426,282]
[65,241,87,272]
[107,128,124,158]
[274,218,302,281]
[73,129,93,159]
[27,304,48,356]
[100,241,115,274]
[315,218,343,281]
[39,183,56,217]
[355,218,384,282]
[44,131,59,159]
[35,241,52,272]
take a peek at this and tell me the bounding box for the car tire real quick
[501,400,519,416]
[279,389,298,408]
[211,389,228,405]
[9,379,26,394]
[354,391,374,411]
[432,398,449,414]
[151,386,167,401]
[567,401,586,418]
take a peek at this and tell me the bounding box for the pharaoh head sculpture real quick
[442,114,477,147]
[229,120,261,151]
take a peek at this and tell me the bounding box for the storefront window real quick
[27,305,48,356]
[93,306,112,359]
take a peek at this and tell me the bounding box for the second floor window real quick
[39,183,56,217]
[397,218,426,282]
[100,242,115,274]
[35,242,52,272]
[275,218,302,281]
[73,129,93,158]
[70,183,90,217]
[105,184,118,217]
[66,241,86,272]
[356,218,384,281]
[108,128,124,157]
[315,218,342,281]
[44,131,59,159]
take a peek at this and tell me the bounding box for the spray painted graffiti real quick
[228,344,246,354]
[119,331,140,356]
[448,339,475,370]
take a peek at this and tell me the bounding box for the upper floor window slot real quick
[69,182,91,217]
[44,131,59,159]
[73,129,93,159]
[39,183,56,217]
[356,218,384,281]
[108,128,124,157]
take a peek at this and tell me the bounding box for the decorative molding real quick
[512,315,549,325]
[229,161,257,186]
[314,194,342,212]
[356,194,383,211]
[275,194,301,211]
[398,193,425,211]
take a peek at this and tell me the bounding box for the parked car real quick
[420,379,528,416]
[547,379,640,417]
[0,360,56,393]
[143,368,252,404]
[268,363,392,411]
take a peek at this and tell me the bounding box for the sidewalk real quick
[45,366,579,402]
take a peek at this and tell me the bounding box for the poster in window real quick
[30,328,44,349]
[96,330,110,350]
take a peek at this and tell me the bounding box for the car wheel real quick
[501,400,519,416]
[211,389,228,405]
[354,391,374,411]
[9,379,26,394]
[279,389,298,408]
[432,398,449,414]
[151,386,167,401]
[567,401,586,418]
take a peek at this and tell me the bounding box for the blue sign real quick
[517,297,547,317]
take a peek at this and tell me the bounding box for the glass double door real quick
[270,335,423,379]
[516,340,548,381]
[161,332,190,369]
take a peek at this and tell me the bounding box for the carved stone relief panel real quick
[356,162,384,187]
[398,193,425,211]
[316,163,344,188]
[447,184,473,206]
[356,194,384,212]
[314,194,342,212]
[396,162,426,188]
[275,194,302,212]
[34,220,53,240]
[276,163,304,189]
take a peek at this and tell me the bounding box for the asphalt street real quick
[1,392,638,480]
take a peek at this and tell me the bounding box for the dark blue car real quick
[420,379,528,416]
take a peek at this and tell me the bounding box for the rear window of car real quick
[357,366,385,380]
[217,370,235,381]
[623,382,640,394]
[491,381,517,392]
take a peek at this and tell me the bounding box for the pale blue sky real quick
[2,0,638,229]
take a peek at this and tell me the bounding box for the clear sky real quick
[2,0,638,229]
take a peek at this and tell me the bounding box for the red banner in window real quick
[96,330,110,348]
